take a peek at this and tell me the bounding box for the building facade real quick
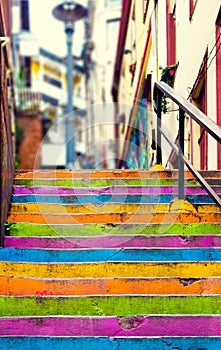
[32,48,86,168]
[112,0,221,170]
[87,0,122,168]
[11,0,87,169]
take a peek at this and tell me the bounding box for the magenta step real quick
[4,235,221,249]
[0,316,220,336]
[12,185,221,195]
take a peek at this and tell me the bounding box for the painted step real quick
[0,295,221,317]
[7,222,221,236]
[0,261,220,278]
[10,202,172,214]
[11,193,220,204]
[9,203,221,214]
[5,234,221,249]
[1,315,221,336]
[15,169,221,179]
[14,178,204,187]
[12,185,221,195]
[1,276,221,296]
[7,211,221,224]
[1,247,221,262]
[3,168,221,347]
[1,336,221,350]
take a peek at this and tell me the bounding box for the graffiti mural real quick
[125,98,152,169]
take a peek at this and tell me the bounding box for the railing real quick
[0,37,15,246]
[154,81,221,208]
[15,87,41,112]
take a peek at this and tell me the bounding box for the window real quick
[41,93,58,106]
[105,0,122,8]
[191,51,208,170]
[43,74,62,89]
[129,6,137,83]
[106,18,120,52]
[142,74,152,102]
[12,0,20,5]
[166,0,176,65]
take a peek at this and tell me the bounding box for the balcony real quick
[15,87,41,113]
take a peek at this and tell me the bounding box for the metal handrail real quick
[154,81,221,208]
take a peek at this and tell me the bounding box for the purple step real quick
[1,316,221,336]
[13,185,221,195]
[4,235,221,249]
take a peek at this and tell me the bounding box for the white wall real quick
[90,0,122,167]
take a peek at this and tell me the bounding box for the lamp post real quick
[52,1,87,169]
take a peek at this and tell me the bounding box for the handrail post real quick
[178,108,185,199]
[153,81,221,207]
[156,90,162,164]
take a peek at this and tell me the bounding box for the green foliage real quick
[15,121,24,150]
[4,221,16,235]
[15,154,20,169]
[17,69,27,88]
[161,95,169,114]
[14,121,24,169]
[160,64,178,114]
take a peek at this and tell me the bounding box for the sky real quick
[29,0,88,57]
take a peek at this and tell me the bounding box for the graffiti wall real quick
[125,98,152,169]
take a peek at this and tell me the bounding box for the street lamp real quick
[52,1,87,169]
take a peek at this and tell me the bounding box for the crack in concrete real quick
[105,248,124,261]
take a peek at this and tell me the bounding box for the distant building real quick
[112,0,221,170]
[31,47,86,119]
[32,47,87,168]
[11,0,87,169]
[86,0,122,169]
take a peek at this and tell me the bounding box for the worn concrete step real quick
[7,222,221,237]
[1,276,220,296]
[1,336,221,350]
[1,247,221,263]
[2,246,221,263]
[7,211,221,225]
[12,185,221,195]
[10,203,221,214]
[13,177,221,188]
[0,295,221,316]
[14,178,205,187]
[15,169,221,179]
[4,168,220,347]
[1,315,221,336]
[11,193,220,204]
[0,261,220,278]
[5,235,221,249]
[10,203,172,215]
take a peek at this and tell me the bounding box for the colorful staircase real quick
[1,169,221,349]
